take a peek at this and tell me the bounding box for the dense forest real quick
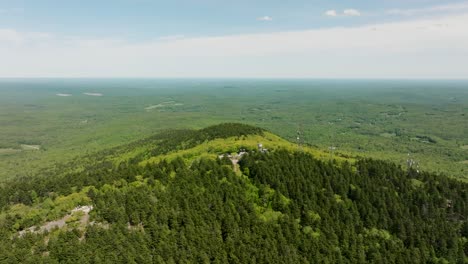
[0,124,467,263]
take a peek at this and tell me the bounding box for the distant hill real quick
[0,123,467,263]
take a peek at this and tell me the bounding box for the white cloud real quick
[387,2,468,16]
[343,9,361,17]
[325,10,337,17]
[257,16,273,21]
[1,13,468,78]
[157,35,185,41]
[325,9,361,17]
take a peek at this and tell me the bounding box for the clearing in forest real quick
[20,144,41,150]
[145,101,183,111]
[83,92,103,96]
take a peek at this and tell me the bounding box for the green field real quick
[0,78,467,180]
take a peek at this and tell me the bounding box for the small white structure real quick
[218,154,232,160]
[257,143,268,153]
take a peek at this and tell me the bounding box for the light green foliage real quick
[334,194,344,203]
[254,204,283,222]
[302,226,321,239]
[142,132,350,166]
[308,211,321,222]
[0,189,90,231]
[411,178,424,188]
[364,228,392,241]
[245,179,260,202]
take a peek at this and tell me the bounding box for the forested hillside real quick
[0,124,467,263]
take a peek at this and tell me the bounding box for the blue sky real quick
[1,0,468,78]
[2,0,465,37]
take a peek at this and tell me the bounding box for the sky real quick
[1,0,468,78]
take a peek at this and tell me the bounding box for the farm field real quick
[0,78,467,180]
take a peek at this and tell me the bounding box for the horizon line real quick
[1,77,468,81]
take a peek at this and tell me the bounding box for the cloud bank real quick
[1,12,468,78]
